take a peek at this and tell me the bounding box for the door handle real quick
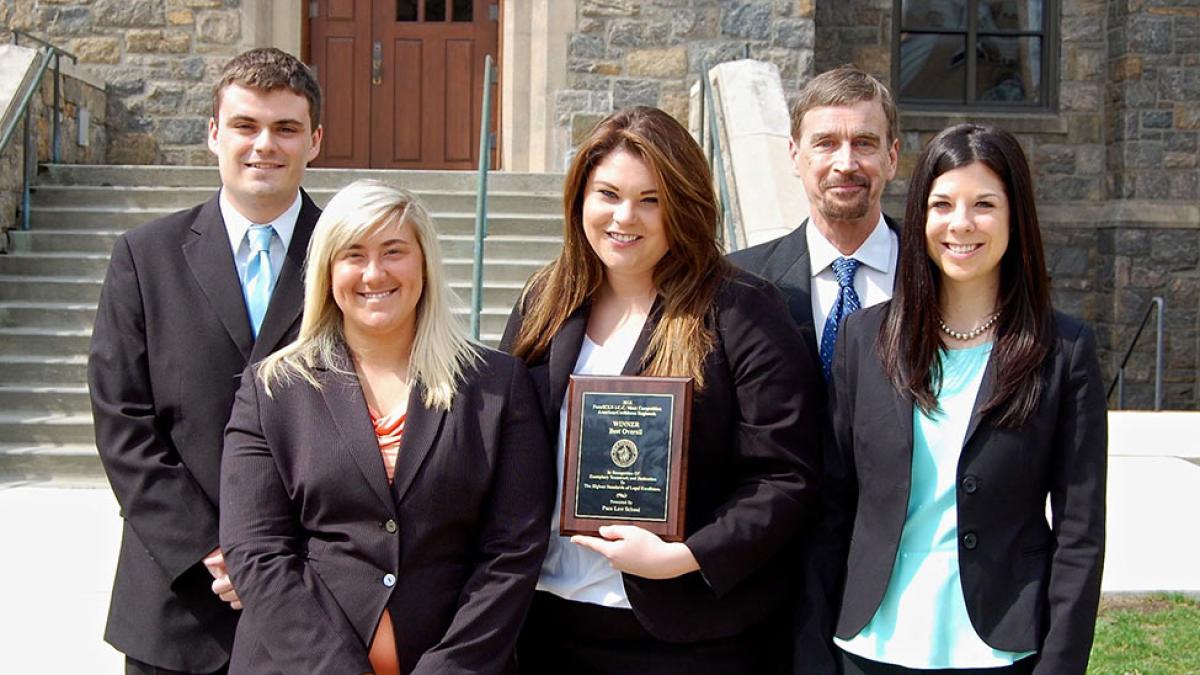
[372,41,382,85]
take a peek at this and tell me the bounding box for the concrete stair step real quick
[443,258,545,285]
[0,328,92,357]
[8,229,563,260]
[0,442,104,486]
[0,411,95,444]
[0,253,110,277]
[0,385,91,414]
[31,185,561,215]
[39,165,565,194]
[8,230,121,255]
[0,302,96,330]
[0,355,88,384]
[0,276,104,303]
[439,234,561,260]
[0,296,520,332]
[29,208,563,237]
[449,307,517,336]
[448,280,523,311]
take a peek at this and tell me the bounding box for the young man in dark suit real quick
[87,48,323,675]
[727,66,902,674]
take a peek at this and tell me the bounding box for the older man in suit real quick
[729,66,901,375]
[728,66,902,674]
[88,48,323,675]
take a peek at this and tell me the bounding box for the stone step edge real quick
[12,230,563,242]
[0,384,89,392]
[0,355,88,364]
[32,187,564,201]
[31,205,563,218]
[0,443,106,486]
[0,327,93,335]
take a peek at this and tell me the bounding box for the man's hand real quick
[202,547,242,610]
[571,525,700,580]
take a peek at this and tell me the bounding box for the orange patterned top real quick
[369,406,406,484]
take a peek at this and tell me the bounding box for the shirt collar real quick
[220,189,302,252]
[806,213,895,277]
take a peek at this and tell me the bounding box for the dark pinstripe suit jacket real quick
[219,346,555,674]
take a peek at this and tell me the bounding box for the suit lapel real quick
[891,376,915,465]
[962,352,997,449]
[182,194,254,358]
[251,191,320,361]
[777,221,818,358]
[548,304,589,427]
[391,383,446,504]
[318,363,397,515]
[622,296,662,376]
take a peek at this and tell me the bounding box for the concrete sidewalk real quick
[2,416,1197,672]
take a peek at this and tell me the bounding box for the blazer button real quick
[962,532,978,550]
[382,573,397,588]
[384,519,398,533]
[962,476,979,494]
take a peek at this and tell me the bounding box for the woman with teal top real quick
[823,123,1107,674]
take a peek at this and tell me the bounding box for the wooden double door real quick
[309,0,498,169]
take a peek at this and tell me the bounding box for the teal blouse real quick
[836,343,1035,668]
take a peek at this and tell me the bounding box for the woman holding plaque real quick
[823,124,1106,674]
[219,180,554,675]
[500,106,823,673]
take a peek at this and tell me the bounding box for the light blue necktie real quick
[819,257,862,380]
[243,224,275,339]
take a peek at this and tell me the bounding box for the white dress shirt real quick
[807,214,898,350]
[219,189,301,286]
[538,333,638,608]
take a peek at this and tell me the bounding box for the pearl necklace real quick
[938,312,999,341]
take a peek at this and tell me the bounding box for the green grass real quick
[1089,594,1200,674]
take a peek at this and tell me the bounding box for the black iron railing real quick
[1107,296,1165,410]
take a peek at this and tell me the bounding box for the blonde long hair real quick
[257,180,478,410]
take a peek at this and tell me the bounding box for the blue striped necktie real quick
[819,256,862,380]
[243,224,275,339]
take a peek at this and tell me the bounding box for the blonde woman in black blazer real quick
[502,107,823,673]
[824,125,1106,674]
[218,180,554,674]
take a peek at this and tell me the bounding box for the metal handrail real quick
[696,47,748,252]
[701,60,739,253]
[1,30,78,231]
[1107,296,1165,410]
[469,54,497,340]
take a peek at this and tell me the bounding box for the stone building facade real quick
[2,0,292,165]
[2,0,1197,407]
[550,0,814,159]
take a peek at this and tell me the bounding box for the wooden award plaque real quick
[561,375,693,542]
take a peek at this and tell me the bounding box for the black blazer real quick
[728,215,901,673]
[219,346,554,674]
[87,191,319,671]
[500,269,823,643]
[828,303,1107,674]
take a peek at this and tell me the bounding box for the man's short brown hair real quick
[790,65,898,144]
[212,48,323,130]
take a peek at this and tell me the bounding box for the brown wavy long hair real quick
[878,123,1054,427]
[510,106,729,388]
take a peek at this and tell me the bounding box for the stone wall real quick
[1099,0,1200,408]
[0,55,107,244]
[861,0,1199,409]
[554,0,816,168]
[5,0,252,166]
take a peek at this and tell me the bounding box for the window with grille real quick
[893,0,1055,110]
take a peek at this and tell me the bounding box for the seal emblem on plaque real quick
[610,438,639,468]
